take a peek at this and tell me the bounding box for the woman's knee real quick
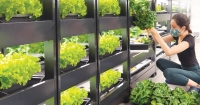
[156,58,165,70]
[163,68,173,80]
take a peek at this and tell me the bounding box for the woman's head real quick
[170,13,192,37]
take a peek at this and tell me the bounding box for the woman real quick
[147,13,200,92]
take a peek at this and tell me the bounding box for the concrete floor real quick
[119,37,200,105]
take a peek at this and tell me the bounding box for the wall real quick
[190,0,200,37]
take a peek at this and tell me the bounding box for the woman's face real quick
[170,19,186,33]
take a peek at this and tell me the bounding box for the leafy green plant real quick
[102,29,123,36]
[130,0,156,30]
[0,53,40,89]
[130,80,155,105]
[60,42,86,69]
[135,36,152,44]
[61,86,88,105]
[0,0,42,21]
[99,0,121,16]
[130,26,143,38]
[130,80,200,105]
[7,42,44,54]
[100,69,121,91]
[99,35,120,56]
[60,0,87,18]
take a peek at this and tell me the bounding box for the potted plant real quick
[99,34,120,58]
[130,26,143,38]
[0,0,42,22]
[60,42,87,71]
[99,0,121,17]
[100,69,121,93]
[60,0,87,19]
[0,53,41,89]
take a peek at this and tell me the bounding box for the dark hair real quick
[172,13,192,33]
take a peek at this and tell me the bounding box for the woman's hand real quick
[146,28,158,36]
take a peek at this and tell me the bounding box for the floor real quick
[119,37,200,105]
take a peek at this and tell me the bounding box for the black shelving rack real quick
[0,0,191,105]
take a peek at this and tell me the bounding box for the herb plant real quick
[60,0,87,18]
[99,0,121,16]
[130,0,156,30]
[100,69,121,91]
[0,53,40,89]
[61,86,88,105]
[99,35,120,56]
[0,0,42,21]
[60,42,86,69]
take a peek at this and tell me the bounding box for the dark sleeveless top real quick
[173,34,199,67]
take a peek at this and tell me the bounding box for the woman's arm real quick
[149,28,190,56]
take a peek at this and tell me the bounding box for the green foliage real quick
[99,0,121,16]
[27,42,44,53]
[7,42,44,54]
[130,80,155,105]
[61,86,88,105]
[62,34,89,43]
[130,26,143,38]
[0,53,40,89]
[0,0,42,21]
[99,35,120,56]
[60,0,87,18]
[100,69,121,91]
[60,42,86,69]
[156,4,162,11]
[102,29,123,36]
[130,80,200,105]
[130,0,156,30]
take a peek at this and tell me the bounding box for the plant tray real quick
[60,61,88,74]
[130,42,152,50]
[0,77,42,98]
[82,98,91,105]
[100,50,121,60]
[0,15,30,23]
[100,78,123,95]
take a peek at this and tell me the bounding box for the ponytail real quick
[188,26,192,33]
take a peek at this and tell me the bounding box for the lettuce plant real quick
[0,53,40,89]
[99,0,121,16]
[60,0,87,18]
[100,69,121,91]
[61,86,88,105]
[0,0,42,21]
[99,35,120,56]
[60,42,86,69]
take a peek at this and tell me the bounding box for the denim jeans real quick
[156,58,200,86]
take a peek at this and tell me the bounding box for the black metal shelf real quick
[60,62,96,91]
[131,62,156,84]
[0,80,54,105]
[99,16,126,31]
[0,21,54,48]
[100,81,129,105]
[130,48,155,68]
[100,51,128,73]
[60,18,95,37]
